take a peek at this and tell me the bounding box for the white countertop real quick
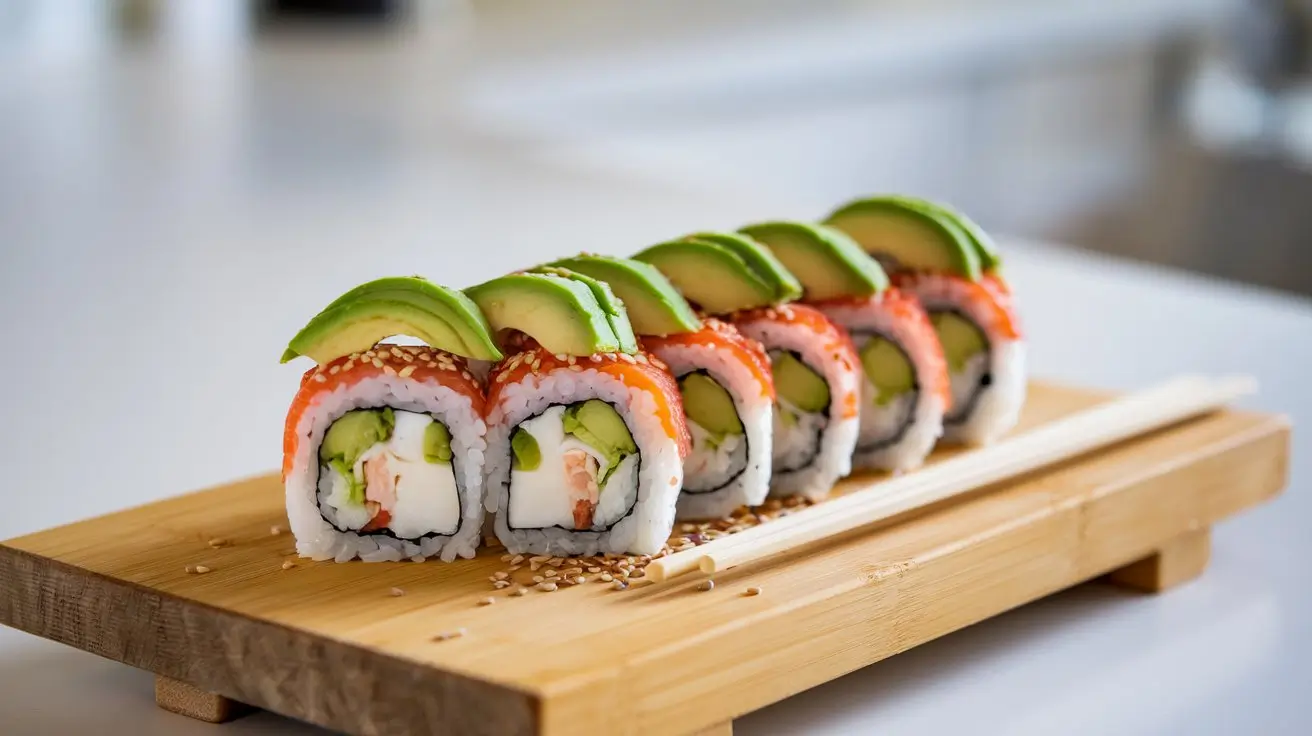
[1,7,1309,732]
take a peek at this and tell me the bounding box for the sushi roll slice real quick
[467,271,691,556]
[636,233,862,501]
[825,196,1025,445]
[280,277,502,562]
[546,255,776,520]
[743,221,951,472]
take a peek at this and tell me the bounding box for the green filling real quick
[327,457,366,506]
[424,420,453,464]
[772,352,830,414]
[859,337,915,405]
[511,428,541,471]
[562,400,637,487]
[319,408,395,507]
[678,372,743,442]
[931,311,987,372]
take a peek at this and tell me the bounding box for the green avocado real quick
[633,239,776,315]
[465,273,622,356]
[510,427,541,471]
[562,400,636,487]
[678,371,744,437]
[530,266,639,354]
[823,197,981,280]
[320,408,395,468]
[894,197,1001,271]
[548,255,702,336]
[931,311,988,372]
[423,420,452,464]
[772,352,829,414]
[282,277,502,364]
[685,232,803,303]
[859,337,915,405]
[740,221,888,300]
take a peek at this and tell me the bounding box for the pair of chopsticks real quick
[647,375,1258,583]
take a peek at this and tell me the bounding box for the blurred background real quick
[3,0,1312,294]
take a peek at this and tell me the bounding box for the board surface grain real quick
[0,383,1290,736]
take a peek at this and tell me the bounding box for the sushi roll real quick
[280,277,502,562]
[636,233,862,501]
[545,255,776,520]
[825,196,1025,445]
[467,271,691,556]
[743,221,951,472]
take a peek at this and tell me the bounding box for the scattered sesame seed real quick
[184,565,196,574]
[364,350,377,359]
[512,587,529,597]
[390,587,405,597]
[697,580,715,592]
[511,555,525,564]
[745,586,762,597]
[207,538,229,548]
[398,365,416,378]
[532,575,545,583]
[600,573,613,582]
[281,560,295,570]
[390,347,405,358]
[478,597,495,606]
[500,554,513,562]
[573,576,587,585]
[428,362,438,368]
[493,571,509,580]
[630,568,645,578]
[328,365,341,375]
[383,365,397,376]
[343,361,355,371]
[561,567,582,576]
[536,582,558,592]
[619,353,636,363]
[492,581,511,589]
[612,580,629,591]
[545,569,558,578]
[312,374,327,383]
[587,566,601,573]
[371,358,385,369]
[270,525,283,536]
[433,628,466,642]
[191,565,211,574]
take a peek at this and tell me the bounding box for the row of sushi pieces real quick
[281,195,1025,563]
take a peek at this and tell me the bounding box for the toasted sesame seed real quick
[508,565,521,571]
[697,580,715,592]
[561,567,582,576]
[312,373,327,383]
[371,358,385,369]
[587,566,601,573]
[389,587,405,597]
[545,569,558,578]
[512,587,529,597]
[342,360,355,371]
[500,554,513,562]
[383,365,397,376]
[619,353,636,363]
[184,565,196,573]
[599,573,613,582]
[192,565,211,574]
[433,628,466,642]
[532,575,545,583]
[328,365,341,375]
[398,365,416,378]
[281,560,295,570]
[536,582,558,592]
[493,571,509,580]
[492,581,511,589]
[573,576,586,585]
[745,586,762,596]
[270,525,284,536]
[554,354,567,361]
[590,355,602,362]
[629,568,645,578]
[390,347,405,358]
[478,597,495,606]
[364,350,376,359]
[207,537,229,548]
[611,580,629,591]
[567,356,577,365]
[428,361,438,368]
[511,555,525,564]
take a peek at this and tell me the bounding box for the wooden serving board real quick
[0,383,1290,736]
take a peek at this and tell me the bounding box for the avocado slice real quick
[320,408,395,468]
[686,232,803,303]
[423,420,452,464]
[772,352,829,414]
[678,371,744,437]
[823,197,982,280]
[562,400,637,486]
[888,197,1001,271]
[633,239,776,315]
[548,255,702,336]
[859,337,915,405]
[740,221,888,300]
[529,266,639,353]
[282,277,502,364]
[931,311,988,372]
[510,427,541,471]
[465,273,621,356]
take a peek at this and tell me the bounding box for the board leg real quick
[155,675,254,723]
[689,722,733,736]
[1106,527,1212,593]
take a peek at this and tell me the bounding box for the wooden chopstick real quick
[647,374,1257,583]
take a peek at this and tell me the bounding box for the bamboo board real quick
[0,383,1290,736]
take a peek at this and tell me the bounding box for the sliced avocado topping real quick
[686,232,803,302]
[423,420,452,464]
[772,352,829,414]
[740,221,888,300]
[678,371,744,438]
[465,273,622,356]
[530,266,639,354]
[562,400,636,487]
[510,427,541,471]
[320,408,395,468]
[931,311,988,372]
[859,337,915,405]
[283,276,502,364]
[548,255,702,336]
[823,197,982,280]
[893,197,1001,271]
[633,239,776,314]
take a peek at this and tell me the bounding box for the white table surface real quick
[3,24,1311,736]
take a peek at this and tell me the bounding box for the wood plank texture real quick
[1106,528,1213,593]
[0,383,1289,736]
[155,675,253,723]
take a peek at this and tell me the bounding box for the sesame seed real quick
[612,580,629,591]
[697,580,715,592]
[512,587,529,597]
[545,569,558,578]
[532,575,544,583]
[536,582,558,592]
[629,568,645,578]
[207,538,229,548]
[573,576,586,585]
[433,628,466,642]
[398,365,416,378]
[281,560,295,570]
[493,571,509,580]
[192,565,211,574]
[390,347,405,358]
[492,581,510,589]
[500,554,513,562]
[329,365,341,375]
[554,354,567,361]
[371,358,385,369]
[349,352,362,360]
[590,355,602,362]
[390,587,405,597]
[600,573,613,582]
[561,567,582,576]
[745,586,762,596]
[383,365,397,376]
[270,525,283,536]
[364,350,377,359]
[511,555,525,564]
[342,361,355,371]
[312,374,327,383]
[428,362,438,368]
[184,565,196,573]
[619,353,636,363]
[478,597,495,606]
[587,566,601,573]
[567,356,577,365]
